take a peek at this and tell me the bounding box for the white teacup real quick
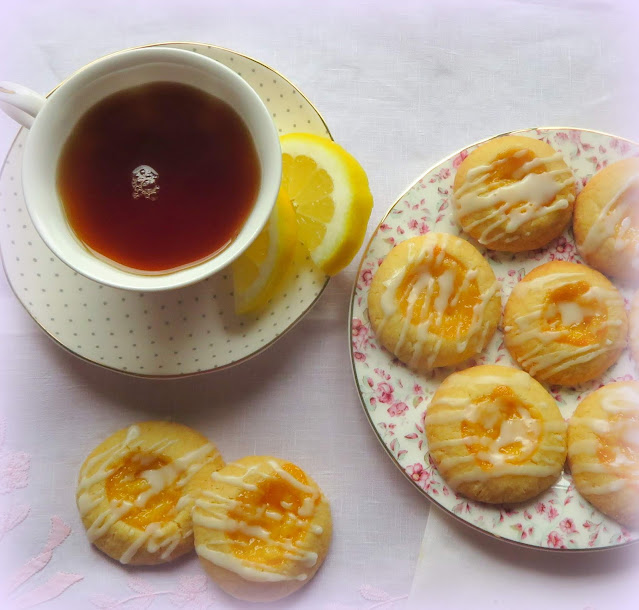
[0,47,281,291]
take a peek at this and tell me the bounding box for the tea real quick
[57,81,261,273]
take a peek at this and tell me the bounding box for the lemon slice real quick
[232,190,298,315]
[280,133,373,275]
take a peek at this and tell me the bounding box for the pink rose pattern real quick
[90,574,217,609]
[351,129,639,550]
[0,417,30,495]
[0,417,83,607]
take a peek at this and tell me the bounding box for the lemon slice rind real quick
[281,133,373,276]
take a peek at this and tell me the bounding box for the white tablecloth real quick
[409,507,639,610]
[0,1,637,608]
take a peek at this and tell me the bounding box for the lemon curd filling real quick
[105,452,180,529]
[461,385,541,470]
[484,148,537,185]
[460,147,572,244]
[396,248,481,339]
[596,414,639,478]
[227,463,317,567]
[613,182,639,244]
[479,148,556,205]
[542,281,607,346]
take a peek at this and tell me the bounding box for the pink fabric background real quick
[1,1,638,608]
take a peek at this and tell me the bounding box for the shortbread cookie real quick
[504,261,627,386]
[568,382,639,528]
[191,456,332,602]
[573,158,639,283]
[76,421,223,565]
[453,135,575,251]
[425,365,567,503]
[367,233,500,370]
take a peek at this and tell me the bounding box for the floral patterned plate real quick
[0,42,329,377]
[350,127,639,550]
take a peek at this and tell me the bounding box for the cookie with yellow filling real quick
[504,261,627,386]
[573,158,639,284]
[425,365,567,503]
[190,456,332,602]
[367,233,500,371]
[76,421,223,565]
[453,135,576,251]
[568,382,639,529]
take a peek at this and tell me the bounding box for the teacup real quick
[0,47,281,291]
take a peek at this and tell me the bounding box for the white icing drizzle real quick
[600,386,639,414]
[195,545,308,582]
[579,174,639,257]
[193,460,323,583]
[570,386,639,493]
[506,272,623,380]
[120,522,160,564]
[448,462,560,485]
[568,439,599,455]
[210,470,259,491]
[76,425,218,564]
[572,479,627,496]
[136,442,217,506]
[427,374,566,483]
[555,301,596,326]
[455,152,575,245]
[377,234,498,369]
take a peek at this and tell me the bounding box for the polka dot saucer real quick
[0,43,330,376]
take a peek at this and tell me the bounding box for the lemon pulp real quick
[281,133,373,276]
[232,189,297,315]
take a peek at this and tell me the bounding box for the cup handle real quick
[0,82,47,129]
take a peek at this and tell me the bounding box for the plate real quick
[0,42,329,376]
[350,127,639,550]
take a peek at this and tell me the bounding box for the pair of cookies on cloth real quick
[76,421,331,602]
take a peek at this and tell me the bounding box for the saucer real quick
[0,42,329,376]
[350,127,639,550]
